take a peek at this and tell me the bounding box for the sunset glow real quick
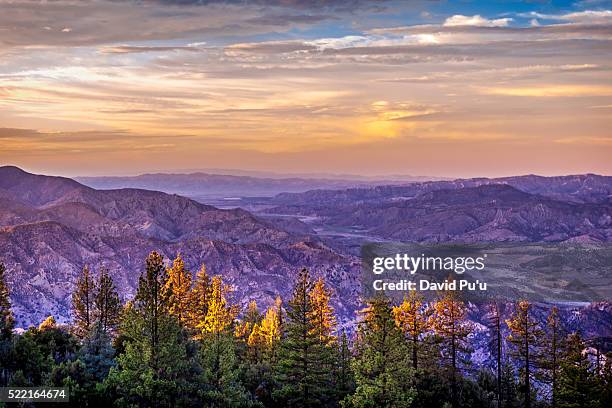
[0,0,610,177]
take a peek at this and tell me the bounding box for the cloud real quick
[225,41,317,54]
[1,1,611,176]
[480,85,612,97]
[443,14,512,27]
[521,10,612,24]
[0,0,364,52]
[100,45,203,54]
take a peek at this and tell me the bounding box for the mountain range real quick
[76,172,440,202]
[0,166,359,327]
[1,166,611,338]
[262,175,612,244]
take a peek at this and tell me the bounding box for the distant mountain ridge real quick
[76,171,440,201]
[261,174,612,243]
[269,174,612,207]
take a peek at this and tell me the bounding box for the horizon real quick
[1,163,609,181]
[1,0,611,176]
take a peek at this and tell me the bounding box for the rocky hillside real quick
[0,166,360,327]
[264,178,612,243]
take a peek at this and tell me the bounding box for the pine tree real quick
[500,359,521,408]
[134,251,168,369]
[72,265,96,339]
[557,332,600,408]
[393,290,430,370]
[309,277,337,346]
[198,275,254,407]
[94,267,121,336]
[260,302,283,362]
[485,301,504,408]
[188,264,211,333]
[274,268,330,407]
[336,329,354,401]
[247,323,266,363]
[244,301,282,405]
[0,262,13,339]
[106,251,200,407]
[238,300,262,352]
[0,262,15,386]
[200,329,256,407]
[506,300,543,408]
[598,350,612,407]
[80,321,116,383]
[164,253,192,324]
[308,276,338,406]
[245,300,262,327]
[201,276,236,336]
[430,288,471,407]
[538,306,565,408]
[343,295,416,408]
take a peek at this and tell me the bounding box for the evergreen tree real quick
[164,253,192,324]
[94,267,122,336]
[500,360,521,408]
[247,323,266,363]
[199,275,255,407]
[237,300,262,361]
[538,306,565,408]
[505,300,543,408]
[49,322,117,407]
[309,277,337,346]
[336,329,354,402]
[80,322,116,383]
[134,251,168,368]
[430,288,472,407]
[200,331,257,407]
[244,300,283,406]
[485,301,504,408]
[274,268,331,407]
[202,276,237,336]
[309,276,339,406]
[557,332,600,408]
[0,262,14,386]
[245,300,262,327]
[72,265,96,339]
[106,251,201,407]
[343,295,415,408]
[393,291,430,370]
[188,264,212,334]
[260,301,283,362]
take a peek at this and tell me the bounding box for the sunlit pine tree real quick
[430,287,472,407]
[187,264,211,335]
[164,253,192,325]
[393,290,431,370]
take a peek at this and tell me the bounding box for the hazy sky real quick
[0,0,611,177]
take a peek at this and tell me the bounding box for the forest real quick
[0,253,610,408]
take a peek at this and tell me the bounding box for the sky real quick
[0,0,611,178]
